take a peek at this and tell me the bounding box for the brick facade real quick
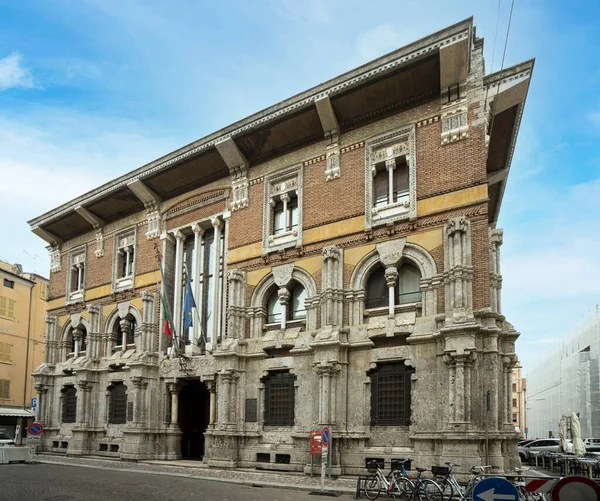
[33,20,531,474]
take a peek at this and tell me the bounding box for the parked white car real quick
[0,433,16,447]
[583,438,600,453]
[518,438,573,462]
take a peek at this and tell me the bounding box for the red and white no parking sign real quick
[552,476,600,501]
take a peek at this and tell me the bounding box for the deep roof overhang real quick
[29,19,476,244]
[484,59,535,224]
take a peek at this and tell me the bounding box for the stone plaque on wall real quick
[245,398,257,422]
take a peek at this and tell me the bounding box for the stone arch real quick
[249,265,319,335]
[59,315,90,359]
[104,303,142,334]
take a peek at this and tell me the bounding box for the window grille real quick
[61,386,77,423]
[369,363,413,426]
[263,371,295,426]
[3,279,14,289]
[109,382,127,424]
[0,380,10,399]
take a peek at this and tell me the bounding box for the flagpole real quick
[153,243,181,358]
[182,261,206,347]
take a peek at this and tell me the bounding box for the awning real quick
[0,407,35,418]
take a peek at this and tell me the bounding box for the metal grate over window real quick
[369,363,414,426]
[61,385,77,423]
[263,371,295,426]
[109,382,127,424]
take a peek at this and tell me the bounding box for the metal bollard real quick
[354,476,365,500]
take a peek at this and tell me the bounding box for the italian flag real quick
[160,293,173,337]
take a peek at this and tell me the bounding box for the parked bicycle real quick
[433,463,497,500]
[506,467,544,501]
[364,460,405,500]
[364,460,444,500]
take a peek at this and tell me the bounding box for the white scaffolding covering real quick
[527,309,600,440]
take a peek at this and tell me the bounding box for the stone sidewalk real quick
[33,453,358,495]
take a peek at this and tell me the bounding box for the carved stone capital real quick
[446,216,469,236]
[277,288,290,305]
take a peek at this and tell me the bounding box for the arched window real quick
[112,314,137,348]
[289,282,306,320]
[265,281,307,324]
[67,329,76,354]
[398,263,421,304]
[108,382,127,424]
[365,265,388,309]
[266,287,282,324]
[365,262,422,309]
[66,326,87,357]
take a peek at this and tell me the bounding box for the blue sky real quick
[1,0,599,371]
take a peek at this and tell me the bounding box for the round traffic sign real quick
[27,422,44,436]
[551,476,600,501]
[472,477,518,501]
[322,427,330,446]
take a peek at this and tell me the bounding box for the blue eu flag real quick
[183,275,196,331]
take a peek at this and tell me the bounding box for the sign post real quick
[321,427,330,491]
[309,430,323,478]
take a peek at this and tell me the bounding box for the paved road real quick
[0,463,350,501]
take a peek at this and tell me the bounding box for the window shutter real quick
[0,380,10,399]
[0,296,6,317]
[7,299,15,319]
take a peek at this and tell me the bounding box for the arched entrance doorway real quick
[178,379,210,459]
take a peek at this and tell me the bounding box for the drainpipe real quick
[22,283,33,410]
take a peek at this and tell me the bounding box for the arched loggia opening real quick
[178,379,210,459]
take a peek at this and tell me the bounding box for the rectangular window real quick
[512,413,518,423]
[0,296,16,319]
[0,342,12,363]
[109,382,127,424]
[113,229,136,291]
[373,165,388,208]
[0,380,10,399]
[512,383,517,392]
[512,398,518,408]
[272,201,285,234]
[3,279,14,289]
[370,363,414,426]
[61,386,77,423]
[67,246,86,303]
[264,371,295,426]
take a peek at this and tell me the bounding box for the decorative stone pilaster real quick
[490,228,503,314]
[76,380,94,427]
[444,351,475,426]
[130,376,149,427]
[321,246,344,326]
[145,201,161,239]
[325,145,340,181]
[141,290,157,352]
[48,244,61,272]
[226,269,247,340]
[231,165,249,210]
[94,229,104,257]
[218,370,239,428]
[313,362,341,425]
[86,304,101,359]
[443,217,474,320]
[166,382,180,427]
[44,315,58,364]
[34,383,49,427]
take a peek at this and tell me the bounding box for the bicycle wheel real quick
[392,476,415,500]
[365,474,381,500]
[436,478,454,500]
[420,479,444,501]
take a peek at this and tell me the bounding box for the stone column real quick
[385,158,396,204]
[167,382,180,426]
[207,381,216,426]
[445,356,456,423]
[314,362,339,425]
[120,319,132,349]
[34,383,48,426]
[76,381,93,427]
[173,230,185,338]
[277,288,290,330]
[384,266,398,317]
[87,304,101,358]
[191,223,204,345]
[210,217,222,349]
[73,325,84,358]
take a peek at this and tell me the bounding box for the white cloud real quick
[0,53,34,91]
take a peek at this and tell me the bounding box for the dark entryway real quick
[178,379,210,459]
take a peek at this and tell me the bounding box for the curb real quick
[35,456,356,495]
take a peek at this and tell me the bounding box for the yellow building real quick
[512,364,527,439]
[0,260,48,442]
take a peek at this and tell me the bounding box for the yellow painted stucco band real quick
[227,242,262,265]
[247,268,270,287]
[344,243,376,266]
[102,304,114,319]
[304,216,364,245]
[130,297,143,311]
[135,271,159,289]
[295,255,321,276]
[47,297,66,311]
[406,228,443,251]
[417,184,487,216]
[85,284,112,302]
